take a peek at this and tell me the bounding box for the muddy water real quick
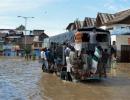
[40,63,130,100]
[1,57,130,100]
[0,57,43,100]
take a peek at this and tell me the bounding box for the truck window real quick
[82,33,90,42]
[96,34,108,42]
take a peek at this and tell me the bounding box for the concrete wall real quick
[116,35,130,51]
[116,35,130,58]
[101,24,130,61]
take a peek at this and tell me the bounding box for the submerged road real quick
[40,63,130,100]
[0,57,43,100]
[0,57,130,100]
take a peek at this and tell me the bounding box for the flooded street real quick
[40,63,130,100]
[0,57,130,100]
[0,57,43,100]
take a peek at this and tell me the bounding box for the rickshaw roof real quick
[78,27,110,33]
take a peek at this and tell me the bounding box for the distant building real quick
[4,30,24,56]
[0,28,49,57]
[32,30,49,57]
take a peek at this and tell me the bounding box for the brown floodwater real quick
[39,63,130,100]
[1,57,130,100]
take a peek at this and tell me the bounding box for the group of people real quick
[40,44,117,82]
[61,44,111,81]
[40,45,76,82]
[40,48,55,73]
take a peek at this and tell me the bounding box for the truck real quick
[43,27,111,80]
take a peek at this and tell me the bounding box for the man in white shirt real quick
[41,48,48,72]
[65,45,72,81]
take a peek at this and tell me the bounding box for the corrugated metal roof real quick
[74,20,83,29]
[96,13,115,26]
[66,9,130,30]
[115,9,130,17]
[96,9,130,26]
[106,9,130,25]
[66,21,83,31]
[83,17,96,27]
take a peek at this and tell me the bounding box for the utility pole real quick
[17,16,34,49]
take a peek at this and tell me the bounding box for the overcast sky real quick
[0,0,130,36]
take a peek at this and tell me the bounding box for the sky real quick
[0,0,130,36]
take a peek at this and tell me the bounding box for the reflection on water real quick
[0,58,43,100]
[40,63,130,100]
[0,80,25,100]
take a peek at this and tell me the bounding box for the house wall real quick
[116,35,130,59]
[100,24,130,61]
[101,24,130,43]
